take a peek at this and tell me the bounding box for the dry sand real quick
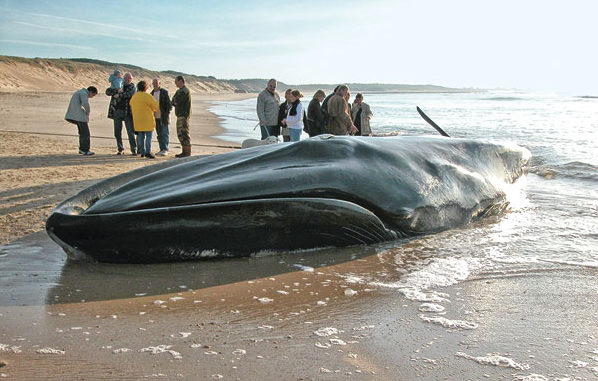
[0,90,247,246]
[1,91,596,380]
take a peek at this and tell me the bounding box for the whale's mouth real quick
[47,196,399,263]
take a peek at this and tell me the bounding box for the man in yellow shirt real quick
[130,81,159,159]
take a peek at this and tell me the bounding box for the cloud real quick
[0,39,92,50]
[14,21,163,44]
[27,12,178,41]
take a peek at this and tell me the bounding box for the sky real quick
[0,0,597,95]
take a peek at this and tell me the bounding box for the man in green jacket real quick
[171,75,192,157]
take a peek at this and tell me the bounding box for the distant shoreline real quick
[0,89,485,95]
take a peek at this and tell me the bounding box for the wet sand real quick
[1,91,597,380]
[2,233,596,380]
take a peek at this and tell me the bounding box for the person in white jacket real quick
[65,86,98,155]
[281,89,304,142]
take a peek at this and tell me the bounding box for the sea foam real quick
[455,351,529,370]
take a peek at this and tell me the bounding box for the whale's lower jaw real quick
[46,198,400,263]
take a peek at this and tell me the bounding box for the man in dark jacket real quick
[277,89,292,142]
[150,78,172,156]
[171,75,192,158]
[109,72,137,155]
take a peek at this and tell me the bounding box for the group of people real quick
[65,75,374,157]
[256,79,373,142]
[65,71,192,158]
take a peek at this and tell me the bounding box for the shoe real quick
[155,150,168,157]
[175,145,191,158]
[145,153,155,159]
[130,152,138,156]
[116,149,124,155]
[79,150,95,155]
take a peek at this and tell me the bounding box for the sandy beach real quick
[1,91,597,380]
[0,91,249,246]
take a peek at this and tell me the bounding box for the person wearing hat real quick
[105,69,123,125]
[108,69,123,91]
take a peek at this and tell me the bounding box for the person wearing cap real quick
[106,69,123,122]
[108,69,123,91]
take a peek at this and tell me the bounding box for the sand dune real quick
[0,55,238,93]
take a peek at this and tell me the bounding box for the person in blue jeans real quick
[150,78,172,156]
[281,89,304,142]
[109,72,137,155]
[130,80,159,159]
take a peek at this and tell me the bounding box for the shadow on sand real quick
[0,152,150,171]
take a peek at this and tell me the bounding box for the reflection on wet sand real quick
[0,231,394,306]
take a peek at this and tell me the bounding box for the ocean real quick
[210,90,598,299]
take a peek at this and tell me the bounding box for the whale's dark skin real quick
[46,135,530,263]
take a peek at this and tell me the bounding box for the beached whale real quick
[46,135,530,263]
